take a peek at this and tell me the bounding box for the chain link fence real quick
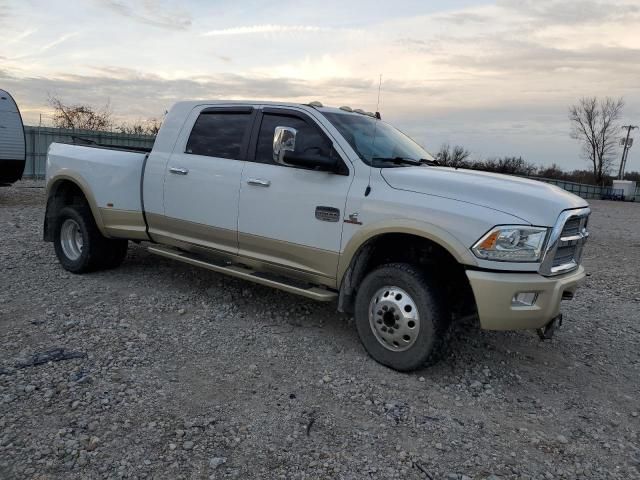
[529,177,639,202]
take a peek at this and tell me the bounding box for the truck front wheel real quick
[354,263,450,371]
[53,205,128,273]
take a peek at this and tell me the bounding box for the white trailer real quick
[0,89,26,185]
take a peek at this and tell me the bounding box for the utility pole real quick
[618,125,638,179]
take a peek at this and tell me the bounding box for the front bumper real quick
[465,266,585,330]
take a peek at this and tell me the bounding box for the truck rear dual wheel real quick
[53,205,128,273]
[354,263,450,372]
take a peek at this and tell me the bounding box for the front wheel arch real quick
[338,232,476,318]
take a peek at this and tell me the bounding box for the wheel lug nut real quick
[388,328,394,334]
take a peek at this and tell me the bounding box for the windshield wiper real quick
[371,157,439,166]
[419,158,440,166]
[371,156,421,166]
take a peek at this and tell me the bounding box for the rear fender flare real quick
[45,172,108,238]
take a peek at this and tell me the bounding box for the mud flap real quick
[537,314,563,340]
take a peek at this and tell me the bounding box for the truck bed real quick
[47,143,148,213]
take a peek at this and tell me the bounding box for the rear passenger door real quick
[160,106,255,254]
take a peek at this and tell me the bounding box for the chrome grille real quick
[561,217,582,236]
[539,208,590,276]
[552,245,577,267]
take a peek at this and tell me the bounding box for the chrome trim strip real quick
[560,234,584,242]
[539,207,590,276]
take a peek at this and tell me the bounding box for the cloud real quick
[5,28,38,45]
[498,0,640,26]
[435,11,492,25]
[6,31,80,61]
[0,67,395,123]
[0,0,10,28]
[436,40,640,75]
[203,24,332,36]
[95,0,191,30]
[41,32,79,52]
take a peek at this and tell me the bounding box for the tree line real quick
[436,95,637,186]
[435,144,638,185]
[48,96,162,135]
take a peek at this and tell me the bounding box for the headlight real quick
[472,226,548,262]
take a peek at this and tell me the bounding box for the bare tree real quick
[479,156,538,176]
[116,118,162,136]
[569,96,624,184]
[49,96,113,131]
[436,143,471,167]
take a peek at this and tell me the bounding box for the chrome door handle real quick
[169,167,189,175]
[247,178,271,187]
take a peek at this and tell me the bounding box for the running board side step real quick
[148,246,338,302]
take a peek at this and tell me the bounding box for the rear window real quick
[185,112,252,159]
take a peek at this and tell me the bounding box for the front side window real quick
[255,113,332,165]
[322,112,434,167]
[186,112,252,159]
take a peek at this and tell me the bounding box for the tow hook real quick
[537,314,563,340]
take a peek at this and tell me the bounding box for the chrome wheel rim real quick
[369,286,420,352]
[60,218,83,261]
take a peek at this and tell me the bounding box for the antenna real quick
[375,74,382,119]
[365,74,383,197]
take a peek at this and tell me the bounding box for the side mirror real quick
[282,151,339,172]
[273,126,297,166]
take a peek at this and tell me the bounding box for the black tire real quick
[99,239,128,270]
[53,205,127,273]
[354,263,450,371]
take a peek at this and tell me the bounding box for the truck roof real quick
[170,100,372,117]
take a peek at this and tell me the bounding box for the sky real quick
[1,0,639,170]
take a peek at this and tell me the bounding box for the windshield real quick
[322,112,434,167]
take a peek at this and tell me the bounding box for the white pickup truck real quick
[44,100,590,371]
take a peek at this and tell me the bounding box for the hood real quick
[380,167,588,226]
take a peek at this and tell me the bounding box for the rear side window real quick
[255,113,332,165]
[186,112,252,159]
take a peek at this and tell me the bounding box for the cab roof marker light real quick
[308,101,323,108]
[353,108,365,114]
[339,106,353,112]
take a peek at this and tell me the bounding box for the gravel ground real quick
[1,180,639,480]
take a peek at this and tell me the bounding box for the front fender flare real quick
[337,218,477,287]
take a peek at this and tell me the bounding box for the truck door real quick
[158,106,255,255]
[237,107,353,284]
